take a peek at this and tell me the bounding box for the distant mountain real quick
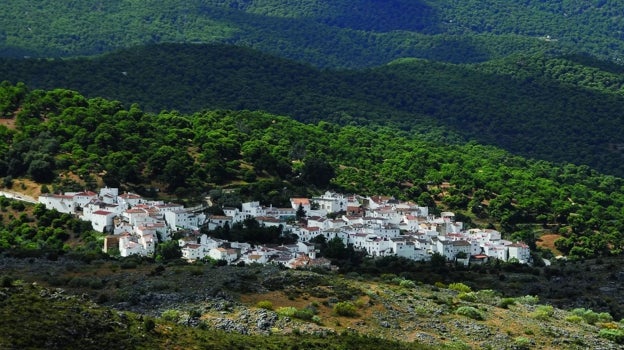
[2,43,624,177]
[2,1,624,67]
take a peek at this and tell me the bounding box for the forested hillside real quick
[1,84,624,260]
[1,0,624,67]
[2,44,624,177]
[3,2,624,347]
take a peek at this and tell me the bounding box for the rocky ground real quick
[2,255,623,349]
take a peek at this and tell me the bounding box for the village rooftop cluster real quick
[38,188,531,268]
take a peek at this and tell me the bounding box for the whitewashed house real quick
[312,191,348,213]
[118,192,144,209]
[207,215,234,231]
[119,232,155,257]
[181,244,203,261]
[153,203,185,219]
[241,201,265,217]
[391,238,430,261]
[122,208,153,226]
[508,242,531,263]
[297,241,318,258]
[114,222,134,235]
[99,187,119,198]
[164,209,205,230]
[72,191,98,208]
[38,193,75,214]
[297,226,321,242]
[209,247,239,263]
[483,243,508,261]
[265,206,296,220]
[90,210,116,232]
[255,216,283,228]
[290,198,311,213]
[223,207,247,223]
[369,206,402,225]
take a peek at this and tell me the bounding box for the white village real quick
[38,188,531,268]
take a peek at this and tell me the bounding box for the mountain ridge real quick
[3,0,623,67]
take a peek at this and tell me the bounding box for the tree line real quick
[2,44,624,177]
[2,0,624,67]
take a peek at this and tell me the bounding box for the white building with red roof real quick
[209,247,239,263]
[290,198,311,212]
[118,192,145,209]
[72,191,98,208]
[508,242,531,264]
[90,210,115,232]
[38,193,76,214]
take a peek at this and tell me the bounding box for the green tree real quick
[156,240,182,261]
[301,157,335,188]
[296,203,306,221]
[323,237,348,260]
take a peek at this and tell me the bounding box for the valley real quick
[3,1,624,348]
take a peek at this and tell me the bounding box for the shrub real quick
[599,322,620,330]
[531,305,554,320]
[333,302,358,317]
[515,295,539,305]
[353,299,366,309]
[498,298,516,309]
[565,315,583,323]
[434,281,446,289]
[457,292,477,302]
[474,289,499,304]
[571,308,613,325]
[598,312,614,323]
[256,300,274,310]
[276,307,297,318]
[599,329,624,344]
[1,275,14,287]
[456,306,485,321]
[151,281,173,291]
[161,309,181,322]
[294,308,314,321]
[380,273,397,282]
[144,318,156,332]
[120,260,138,269]
[399,279,416,288]
[448,282,472,293]
[189,267,203,276]
[514,336,532,350]
[311,315,322,325]
[88,278,104,289]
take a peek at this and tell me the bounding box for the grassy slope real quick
[1,260,623,349]
[0,277,433,350]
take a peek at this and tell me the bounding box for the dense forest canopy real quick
[1,0,624,67]
[1,44,624,177]
[1,83,624,260]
